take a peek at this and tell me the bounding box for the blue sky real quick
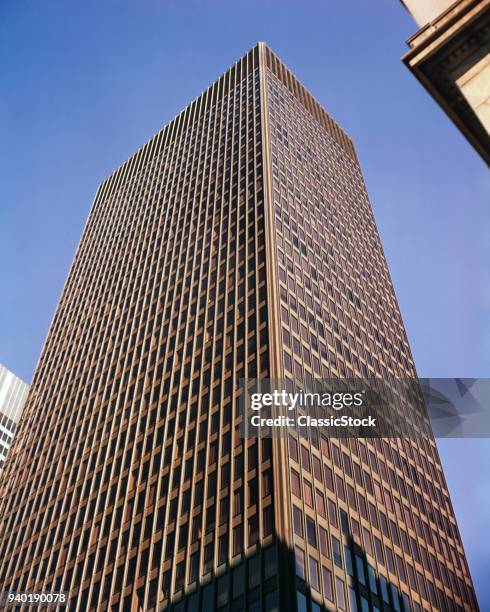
[1,0,489,605]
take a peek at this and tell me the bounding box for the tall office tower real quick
[0,364,29,474]
[0,43,477,612]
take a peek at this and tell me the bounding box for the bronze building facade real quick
[0,43,477,612]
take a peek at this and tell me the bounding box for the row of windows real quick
[0,55,280,611]
[266,71,473,612]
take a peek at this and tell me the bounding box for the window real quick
[233,525,243,556]
[368,564,378,594]
[309,555,320,591]
[233,488,242,516]
[327,498,337,527]
[332,444,341,467]
[319,526,329,557]
[248,478,258,507]
[296,591,307,612]
[322,566,333,600]
[332,536,342,567]
[301,445,311,471]
[293,506,303,537]
[289,437,299,462]
[336,475,346,501]
[265,591,279,612]
[233,564,245,598]
[325,465,334,491]
[335,577,346,611]
[380,575,390,603]
[349,587,358,612]
[417,572,428,601]
[295,546,305,579]
[375,537,385,566]
[303,480,313,507]
[291,469,301,497]
[248,514,259,545]
[339,509,349,535]
[312,455,322,481]
[263,505,273,536]
[315,489,326,518]
[344,545,354,576]
[249,554,261,588]
[264,545,277,579]
[306,517,317,547]
[362,526,373,557]
[391,584,402,612]
[204,543,213,572]
[218,535,227,565]
[262,469,272,497]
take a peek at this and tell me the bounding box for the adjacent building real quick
[401,0,490,165]
[0,43,478,611]
[0,363,29,473]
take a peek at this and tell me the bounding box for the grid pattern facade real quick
[261,46,477,612]
[0,43,478,612]
[0,45,277,612]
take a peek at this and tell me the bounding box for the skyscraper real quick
[0,363,29,474]
[0,43,477,612]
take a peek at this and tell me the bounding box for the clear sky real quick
[1,0,489,605]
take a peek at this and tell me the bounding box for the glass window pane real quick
[349,587,358,612]
[356,555,366,586]
[265,591,279,612]
[309,555,320,591]
[295,546,305,579]
[332,535,342,567]
[296,591,307,612]
[344,545,354,576]
[336,576,346,611]
[322,566,333,601]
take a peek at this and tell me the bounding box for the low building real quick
[402,0,490,164]
[0,363,29,473]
